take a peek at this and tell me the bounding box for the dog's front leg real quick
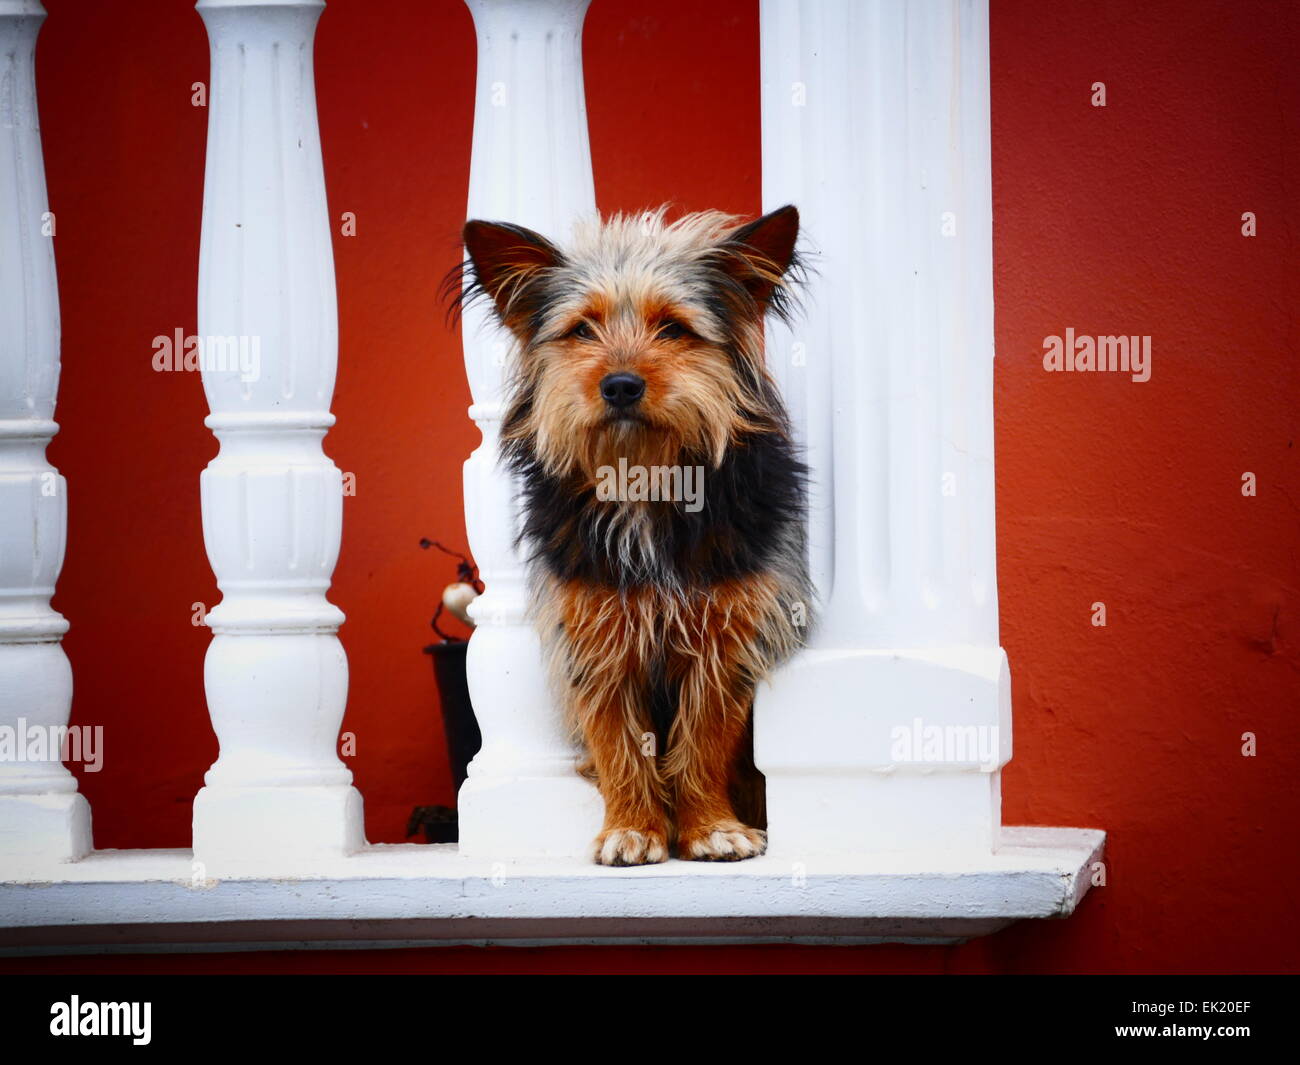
[575,678,670,866]
[551,580,670,866]
[665,675,766,861]
[664,589,769,862]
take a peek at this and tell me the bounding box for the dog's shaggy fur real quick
[458,205,811,865]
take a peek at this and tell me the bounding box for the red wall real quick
[8,0,1296,974]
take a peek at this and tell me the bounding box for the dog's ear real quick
[461,220,562,335]
[719,205,801,312]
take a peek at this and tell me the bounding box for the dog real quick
[458,205,811,865]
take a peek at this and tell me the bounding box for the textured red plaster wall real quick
[8,0,1296,974]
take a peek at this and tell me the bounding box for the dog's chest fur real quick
[513,429,808,593]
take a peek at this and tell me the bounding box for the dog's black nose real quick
[600,372,645,409]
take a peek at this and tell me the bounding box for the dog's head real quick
[458,206,802,481]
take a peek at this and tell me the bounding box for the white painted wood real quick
[0,0,91,863]
[757,0,1011,853]
[0,827,1105,951]
[191,0,363,872]
[455,0,603,858]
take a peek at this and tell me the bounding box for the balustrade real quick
[190,0,364,871]
[0,0,91,863]
[757,0,1009,854]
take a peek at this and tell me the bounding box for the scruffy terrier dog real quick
[459,205,811,866]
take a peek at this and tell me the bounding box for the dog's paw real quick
[593,827,669,867]
[678,822,767,862]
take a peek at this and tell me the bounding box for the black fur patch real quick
[646,660,679,752]
[505,429,809,590]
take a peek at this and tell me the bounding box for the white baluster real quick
[456,0,603,858]
[0,0,92,864]
[191,0,363,871]
[757,0,1010,853]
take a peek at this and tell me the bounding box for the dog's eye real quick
[568,321,595,341]
[656,320,689,341]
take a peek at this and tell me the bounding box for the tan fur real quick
[539,575,799,863]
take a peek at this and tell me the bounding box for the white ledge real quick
[0,826,1103,952]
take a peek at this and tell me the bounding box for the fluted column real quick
[756,0,1011,854]
[0,0,91,863]
[456,0,603,858]
[191,0,363,870]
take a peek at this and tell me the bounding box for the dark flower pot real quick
[409,640,482,844]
